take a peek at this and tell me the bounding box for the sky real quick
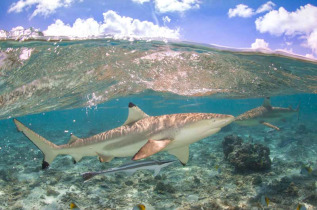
[0,0,316,58]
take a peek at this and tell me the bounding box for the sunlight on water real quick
[0,40,316,120]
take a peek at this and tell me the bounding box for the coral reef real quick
[222,135,243,159]
[223,135,271,172]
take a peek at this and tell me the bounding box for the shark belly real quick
[165,121,221,150]
[106,139,148,157]
[99,134,150,157]
[169,128,220,149]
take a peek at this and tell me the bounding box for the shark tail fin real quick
[13,119,59,169]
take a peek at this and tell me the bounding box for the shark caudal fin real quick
[13,119,59,169]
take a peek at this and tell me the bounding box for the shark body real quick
[235,97,299,130]
[14,103,234,168]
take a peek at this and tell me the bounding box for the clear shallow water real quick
[0,39,316,209]
[0,93,316,209]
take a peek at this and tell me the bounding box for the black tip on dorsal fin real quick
[129,102,136,108]
[263,97,272,108]
[42,160,49,170]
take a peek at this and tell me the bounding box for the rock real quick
[193,176,200,184]
[154,175,162,180]
[269,176,292,193]
[303,193,317,206]
[285,182,298,196]
[277,135,296,148]
[227,143,271,172]
[252,176,262,185]
[222,135,243,159]
[187,195,199,202]
[154,182,176,194]
[46,188,60,197]
[125,180,134,186]
[296,124,307,134]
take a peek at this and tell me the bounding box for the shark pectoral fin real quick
[96,153,114,163]
[168,146,189,166]
[261,122,280,131]
[123,102,149,126]
[68,134,80,144]
[132,139,172,160]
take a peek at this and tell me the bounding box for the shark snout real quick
[210,115,235,128]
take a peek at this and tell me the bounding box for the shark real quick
[14,102,234,169]
[82,159,176,181]
[235,97,299,130]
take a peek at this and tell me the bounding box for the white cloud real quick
[256,1,275,14]
[132,0,150,4]
[228,1,275,18]
[305,54,315,59]
[8,0,80,19]
[255,4,317,36]
[255,4,317,56]
[285,41,292,46]
[228,4,254,18]
[44,18,100,37]
[275,48,293,54]
[153,0,200,13]
[162,16,171,24]
[130,0,201,13]
[43,10,180,39]
[251,39,270,50]
[307,29,317,55]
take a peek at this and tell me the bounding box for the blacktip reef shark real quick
[13,102,234,169]
[235,97,299,131]
[82,159,176,181]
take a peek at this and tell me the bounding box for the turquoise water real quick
[0,40,316,209]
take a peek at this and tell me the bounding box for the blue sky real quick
[0,0,316,58]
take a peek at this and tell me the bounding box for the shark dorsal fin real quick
[69,134,80,144]
[263,97,272,108]
[123,102,149,126]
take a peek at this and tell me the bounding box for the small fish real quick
[214,165,221,174]
[300,165,312,175]
[82,160,176,181]
[297,204,307,210]
[260,195,269,207]
[132,204,146,210]
[70,202,80,209]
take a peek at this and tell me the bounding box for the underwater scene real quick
[0,39,316,210]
